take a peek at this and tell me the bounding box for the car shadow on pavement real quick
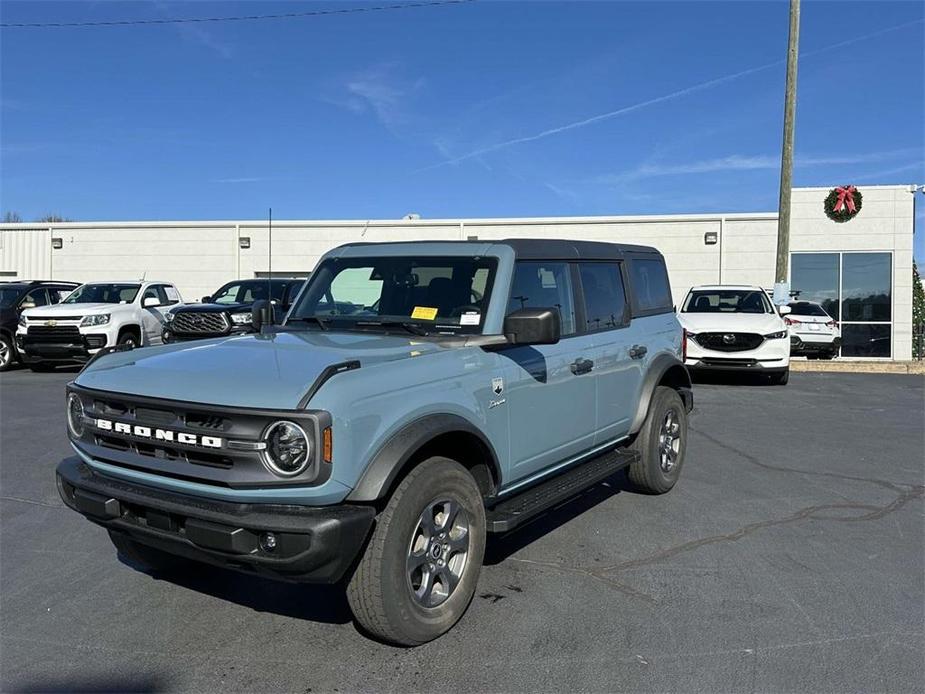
[13,675,167,693]
[484,472,629,566]
[118,556,354,624]
[690,371,777,387]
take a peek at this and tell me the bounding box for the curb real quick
[790,360,925,375]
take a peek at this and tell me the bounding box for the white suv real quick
[785,300,841,360]
[17,280,182,370]
[677,285,791,385]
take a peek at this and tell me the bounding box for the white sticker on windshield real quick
[460,312,481,326]
[164,286,180,301]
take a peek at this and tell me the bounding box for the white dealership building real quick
[0,184,918,360]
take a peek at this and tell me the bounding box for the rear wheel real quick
[627,386,688,494]
[347,456,486,646]
[108,531,189,573]
[0,335,15,371]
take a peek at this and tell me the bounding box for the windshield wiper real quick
[288,315,330,331]
[355,320,430,336]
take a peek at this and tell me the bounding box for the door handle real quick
[570,357,594,375]
[628,345,648,359]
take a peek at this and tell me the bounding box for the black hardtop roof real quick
[338,238,662,260]
[0,279,79,287]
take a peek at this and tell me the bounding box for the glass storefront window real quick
[791,251,892,359]
[790,253,839,320]
[841,253,891,322]
[842,324,891,358]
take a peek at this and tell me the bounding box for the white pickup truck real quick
[17,280,183,371]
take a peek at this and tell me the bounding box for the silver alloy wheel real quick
[406,498,470,608]
[0,340,10,368]
[658,409,681,472]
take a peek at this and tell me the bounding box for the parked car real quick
[56,239,693,645]
[163,278,305,342]
[0,280,79,371]
[785,301,841,359]
[677,284,791,385]
[17,280,182,370]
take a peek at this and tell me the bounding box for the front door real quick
[500,261,597,483]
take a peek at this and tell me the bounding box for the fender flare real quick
[346,413,502,503]
[629,353,693,435]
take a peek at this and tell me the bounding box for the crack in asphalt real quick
[508,425,924,601]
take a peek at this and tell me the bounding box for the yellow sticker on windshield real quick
[411,306,438,320]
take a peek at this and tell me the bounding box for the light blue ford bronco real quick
[57,239,692,645]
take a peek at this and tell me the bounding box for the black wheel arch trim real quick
[629,353,693,435]
[346,413,502,503]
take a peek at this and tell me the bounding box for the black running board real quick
[486,447,638,533]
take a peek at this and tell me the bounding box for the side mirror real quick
[503,308,561,345]
[142,296,159,308]
[201,295,212,303]
[251,300,275,332]
[778,305,792,316]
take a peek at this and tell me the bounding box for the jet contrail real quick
[417,17,924,172]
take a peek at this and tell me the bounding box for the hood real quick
[677,311,785,334]
[75,330,450,409]
[24,302,115,318]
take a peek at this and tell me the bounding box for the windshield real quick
[288,256,497,334]
[682,289,773,314]
[63,283,141,304]
[787,302,828,317]
[210,281,286,304]
[0,287,25,308]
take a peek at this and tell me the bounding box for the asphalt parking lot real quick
[1,368,922,693]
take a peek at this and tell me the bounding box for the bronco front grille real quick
[694,332,764,352]
[26,325,81,342]
[172,311,230,335]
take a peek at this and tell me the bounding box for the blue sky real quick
[1,1,923,261]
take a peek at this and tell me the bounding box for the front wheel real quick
[770,368,790,385]
[0,334,15,371]
[627,386,688,494]
[347,456,486,646]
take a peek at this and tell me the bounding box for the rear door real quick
[500,261,598,482]
[576,261,643,443]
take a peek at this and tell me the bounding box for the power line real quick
[0,0,475,29]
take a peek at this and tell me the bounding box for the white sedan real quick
[785,301,841,359]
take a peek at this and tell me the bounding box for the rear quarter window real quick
[628,257,673,316]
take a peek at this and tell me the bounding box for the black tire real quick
[770,368,790,385]
[118,330,140,348]
[108,531,189,573]
[0,334,15,372]
[347,456,486,646]
[627,386,688,494]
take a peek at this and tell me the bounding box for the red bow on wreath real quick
[833,186,857,214]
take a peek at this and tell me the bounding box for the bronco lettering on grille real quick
[94,418,223,448]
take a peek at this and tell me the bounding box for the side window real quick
[52,287,73,303]
[141,286,160,305]
[578,262,628,332]
[21,288,49,308]
[507,261,577,336]
[629,258,673,314]
[162,285,181,305]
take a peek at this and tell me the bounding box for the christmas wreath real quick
[824,185,862,223]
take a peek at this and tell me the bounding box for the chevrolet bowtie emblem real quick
[45,320,57,327]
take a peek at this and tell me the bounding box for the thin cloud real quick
[327,64,425,133]
[601,149,923,184]
[211,177,263,184]
[417,18,924,172]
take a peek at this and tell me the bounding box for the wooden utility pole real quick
[774,0,800,305]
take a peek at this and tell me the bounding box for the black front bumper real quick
[56,457,375,583]
[18,337,100,363]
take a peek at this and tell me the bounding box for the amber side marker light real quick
[322,427,333,463]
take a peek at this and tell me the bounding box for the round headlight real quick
[263,421,310,477]
[67,393,85,438]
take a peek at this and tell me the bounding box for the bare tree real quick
[2,211,23,223]
[36,214,73,223]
